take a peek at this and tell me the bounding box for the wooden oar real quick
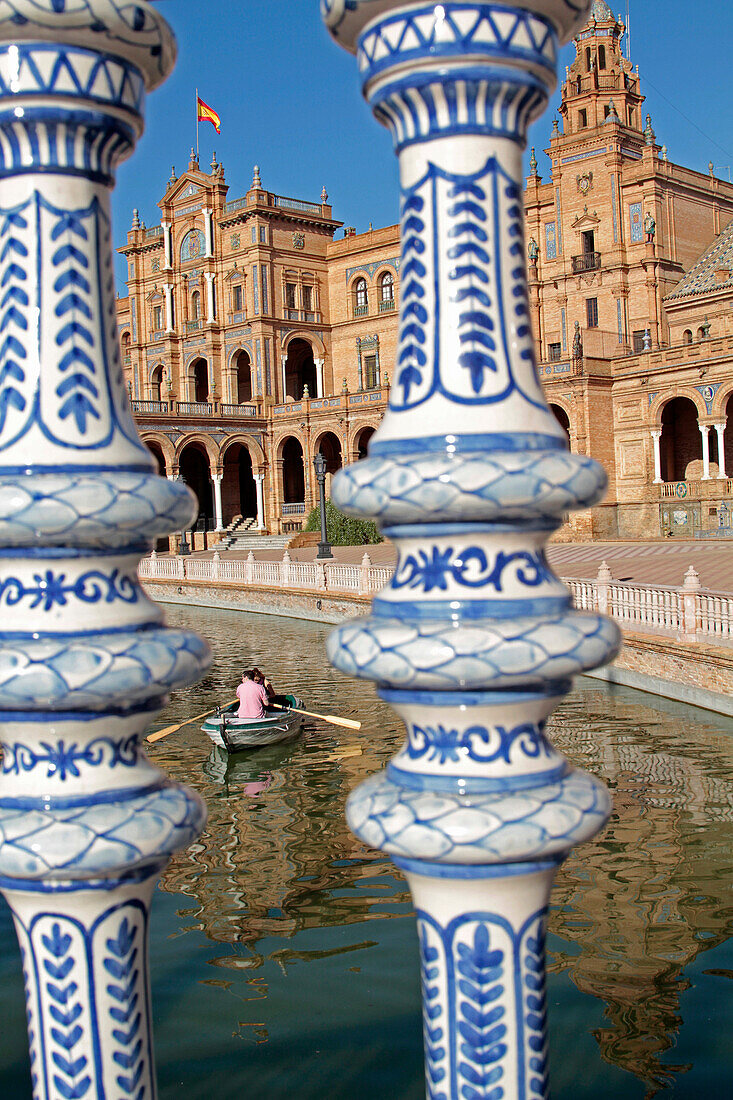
[146,698,237,744]
[269,702,361,730]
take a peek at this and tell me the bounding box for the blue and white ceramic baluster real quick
[322,2,621,1097]
[0,4,208,1096]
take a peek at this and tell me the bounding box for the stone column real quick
[204,271,216,323]
[203,207,214,256]
[281,353,288,402]
[0,4,209,1097]
[314,356,325,398]
[211,471,224,531]
[254,472,266,530]
[162,219,172,269]
[714,422,727,478]
[700,423,711,480]
[323,4,620,1098]
[651,429,663,483]
[164,282,174,332]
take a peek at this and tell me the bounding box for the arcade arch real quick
[145,440,166,476]
[550,403,571,447]
[221,441,256,524]
[280,436,305,504]
[150,364,164,402]
[232,349,252,404]
[283,338,316,400]
[724,394,733,478]
[659,397,701,482]
[190,357,209,403]
[354,425,376,460]
[178,442,213,526]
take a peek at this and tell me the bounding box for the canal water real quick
[1,604,732,1098]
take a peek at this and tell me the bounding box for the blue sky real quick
[113,0,733,287]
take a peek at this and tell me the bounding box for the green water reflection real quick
[1,603,732,1098]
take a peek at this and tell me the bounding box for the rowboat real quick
[201,694,305,752]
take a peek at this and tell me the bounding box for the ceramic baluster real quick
[0,4,209,1096]
[322,2,621,1097]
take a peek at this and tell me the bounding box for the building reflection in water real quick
[152,606,733,1096]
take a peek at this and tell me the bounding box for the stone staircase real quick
[219,516,291,553]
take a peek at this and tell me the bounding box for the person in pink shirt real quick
[236,670,269,720]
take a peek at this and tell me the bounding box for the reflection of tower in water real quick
[548,689,733,1094]
[158,736,404,971]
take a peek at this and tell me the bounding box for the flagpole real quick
[195,86,199,160]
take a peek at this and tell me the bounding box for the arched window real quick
[697,326,708,340]
[353,277,368,315]
[121,331,131,363]
[585,46,592,71]
[191,290,200,320]
[598,45,606,69]
[379,271,394,308]
[683,329,693,345]
[151,364,163,402]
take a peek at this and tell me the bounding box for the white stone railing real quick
[139,553,733,646]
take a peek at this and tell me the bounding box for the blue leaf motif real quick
[42,920,89,1098]
[105,914,147,1097]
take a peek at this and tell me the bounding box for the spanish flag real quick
[197,95,221,134]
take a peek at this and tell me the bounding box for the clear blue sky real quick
[113,0,733,287]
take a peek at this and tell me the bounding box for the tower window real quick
[232,285,243,312]
[585,46,592,72]
[598,45,606,69]
[628,107,635,127]
[586,298,599,328]
[578,109,588,129]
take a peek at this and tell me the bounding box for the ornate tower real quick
[559,2,643,136]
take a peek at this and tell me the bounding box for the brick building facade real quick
[118,1,733,542]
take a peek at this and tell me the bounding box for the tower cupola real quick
[560,4,644,136]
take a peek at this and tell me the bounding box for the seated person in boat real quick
[251,667,289,708]
[236,670,269,720]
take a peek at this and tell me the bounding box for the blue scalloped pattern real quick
[0,473,197,547]
[0,783,206,878]
[0,627,210,709]
[346,768,611,863]
[328,611,621,691]
[331,450,608,525]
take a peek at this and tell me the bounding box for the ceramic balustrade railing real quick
[608,582,683,633]
[0,5,209,1097]
[138,554,733,644]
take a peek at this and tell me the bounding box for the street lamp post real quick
[313,451,333,559]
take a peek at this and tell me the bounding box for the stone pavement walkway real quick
[181,538,733,593]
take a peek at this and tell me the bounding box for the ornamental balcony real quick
[572,251,601,273]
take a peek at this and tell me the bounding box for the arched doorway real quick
[355,425,375,459]
[150,364,163,402]
[222,442,256,524]
[724,394,733,478]
[660,397,701,482]
[550,404,571,448]
[233,350,252,404]
[179,443,213,526]
[284,339,316,400]
[281,437,305,504]
[317,431,342,497]
[191,358,209,403]
[145,441,166,476]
